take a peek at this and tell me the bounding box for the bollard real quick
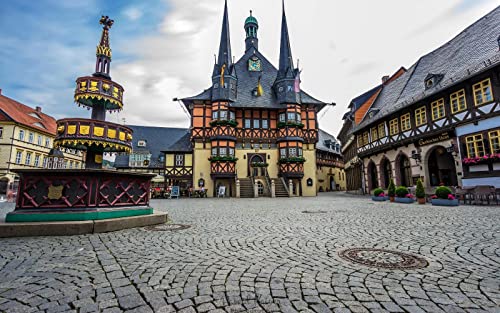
[271,179,276,198]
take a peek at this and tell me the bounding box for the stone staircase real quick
[239,178,254,198]
[274,178,289,197]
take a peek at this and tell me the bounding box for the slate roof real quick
[114,126,190,168]
[0,94,57,134]
[163,132,192,153]
[182,49,326,109]
[353,5,500,133]
[316,129,342,155]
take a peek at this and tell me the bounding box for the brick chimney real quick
[382,76,390,84]
[36,106,42,112]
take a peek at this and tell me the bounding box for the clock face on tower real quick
[248,57,262,71]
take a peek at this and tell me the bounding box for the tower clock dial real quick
[248,58,262,71]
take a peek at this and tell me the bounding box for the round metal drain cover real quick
[338,248,428,269]
[145,224,191,232]
[302,210,327,214]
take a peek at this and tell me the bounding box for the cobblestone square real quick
[0,193,499,312]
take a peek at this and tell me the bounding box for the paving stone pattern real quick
[0,193,499,312]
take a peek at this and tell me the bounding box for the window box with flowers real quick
[208,156,238,162]
[277,121,305,129]
[431,186,459,206]
[278,156,306,164]
[251,162,269,167]
[210,119,238,127]
[462,153,500,165]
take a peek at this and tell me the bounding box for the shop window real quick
[489,130,500,154]
[415,106,427,126]
[465,134,485,158]
[401,113,411,131]
[473,78,493,106]
[431,98,445,120]
[371,127,378,141]
[450,89,467,113]
[389,119,399,135]
[378,123,386,137]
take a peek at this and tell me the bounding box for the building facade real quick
[316,130,345,192]
[349,7,500,192]
[0,92,84,193]
[179,2,341,197]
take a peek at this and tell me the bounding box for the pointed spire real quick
[216,0,232,70]
[277,0,294,80]
[94,16,114,79]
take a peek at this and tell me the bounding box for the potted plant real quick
[416,179,426,204]
[431,186,459,206]
[372,188,386,201]
[395,186,415,203]
[387,179,396,202]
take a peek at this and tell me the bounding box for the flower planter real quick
[371,196,386,202]
[394,197,415,204]
[417,198,426,205]
[431,199,459,206]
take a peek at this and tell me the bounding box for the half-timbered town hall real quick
[116,1,345,197]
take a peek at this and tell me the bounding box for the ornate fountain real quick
[5,17,161,226]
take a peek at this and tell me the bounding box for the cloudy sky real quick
[0,0,498,139]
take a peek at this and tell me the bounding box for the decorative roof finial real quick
[99,15,114,30]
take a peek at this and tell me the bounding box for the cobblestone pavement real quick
[0,193,499,313]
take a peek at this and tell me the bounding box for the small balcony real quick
[55,118,132,153]
[209,156,237,178]
[74,76,124,111]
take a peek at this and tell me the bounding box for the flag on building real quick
[294,69,302,93]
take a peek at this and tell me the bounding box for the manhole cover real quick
[302,210,327,214]
[145,224,191,232]
[338,248,428,269]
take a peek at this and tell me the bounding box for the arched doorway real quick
[249,154,265,177]
[427,146,458,186]
[367,161,378,191]
[397,154,412,187]
[380,158,392,188]
[330,176,335,191]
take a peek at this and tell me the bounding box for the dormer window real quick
[137,140,146,147]
[424,73,444,90]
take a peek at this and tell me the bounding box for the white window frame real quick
[175,154,184,166]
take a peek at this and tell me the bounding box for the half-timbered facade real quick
[316,130,345,192]
[181,2,331,197]
[350,7,500,191]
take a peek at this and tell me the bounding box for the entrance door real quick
[367,161,378,191]
[330,176,335,191]
[381,158,392,188]
[398,154,412,187]
[427,146,458,186]
[248,154,265,177]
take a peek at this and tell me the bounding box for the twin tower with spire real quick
[210,0,305,105]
